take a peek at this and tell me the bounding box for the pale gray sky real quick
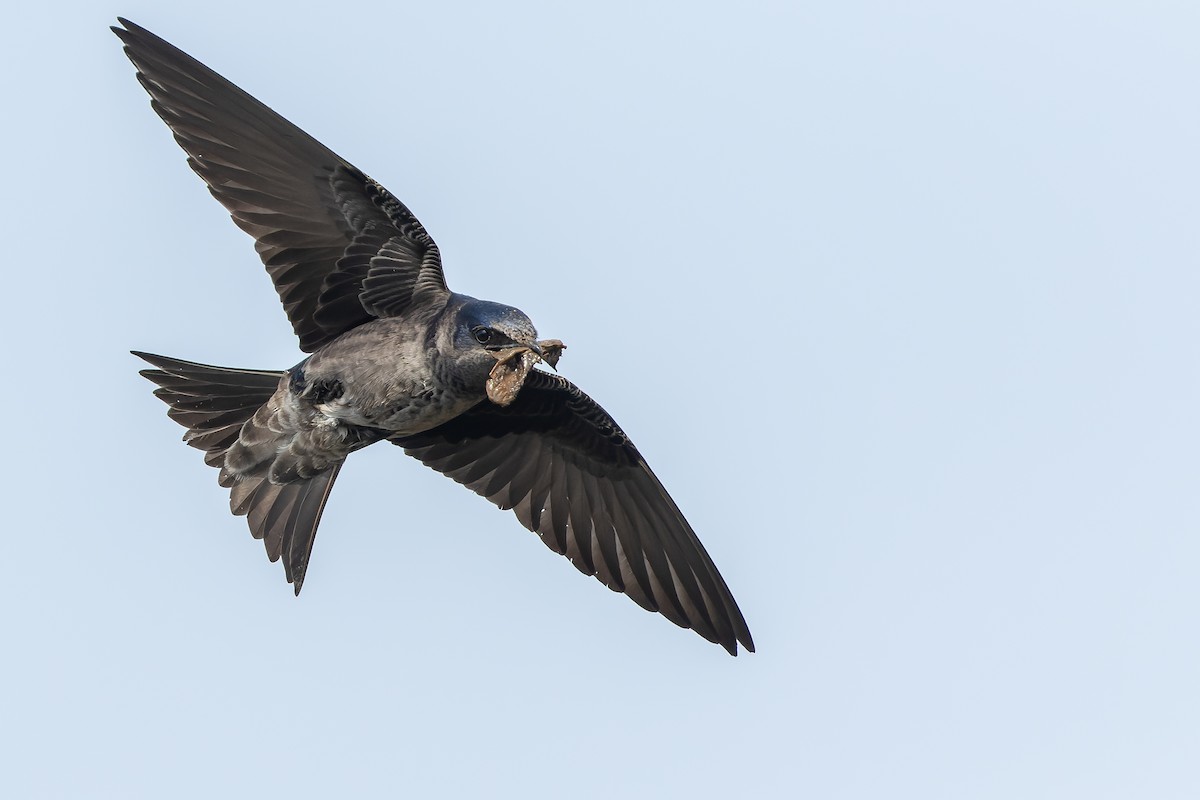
[3,1,1198,797]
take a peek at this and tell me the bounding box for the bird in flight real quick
[115,18,754,655]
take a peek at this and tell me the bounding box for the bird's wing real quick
[113,18,448,352]
[391,371,755,655]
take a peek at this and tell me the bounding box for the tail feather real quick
[243,471,342,592]
[135,351,283,461]
[135,351,341,594]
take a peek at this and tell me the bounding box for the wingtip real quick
[111,18,134,41]
[131,351,172,371]
[292,560,310,596]
[718,628,755,656]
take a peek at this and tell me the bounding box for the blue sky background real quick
[3,1,1198,797]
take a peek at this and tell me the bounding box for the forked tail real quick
[134,351,341,593]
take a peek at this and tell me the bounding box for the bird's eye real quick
[472,327,493,345]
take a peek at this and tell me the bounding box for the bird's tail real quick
[134,351,341,593]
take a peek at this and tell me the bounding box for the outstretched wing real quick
[392,371,755,655]
[113,19,449,351]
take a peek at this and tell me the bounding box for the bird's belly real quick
[319,389,477,436]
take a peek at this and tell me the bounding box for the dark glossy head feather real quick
[453,295,538,348]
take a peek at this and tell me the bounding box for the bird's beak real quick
[517,341,555,371]
[489,339,565,371]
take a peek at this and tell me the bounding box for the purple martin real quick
[115,18,754,655]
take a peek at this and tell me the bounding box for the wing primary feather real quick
[622,472,734,650]
[608,478,691,629]
[561,466,598,576]
[579,468,623,591]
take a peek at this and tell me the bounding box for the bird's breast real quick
[301,317,477,434]
[316,376,478,435]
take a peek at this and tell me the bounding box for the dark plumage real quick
[117,18,754,654]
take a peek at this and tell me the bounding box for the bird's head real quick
[446,296,566,404]
[452,296,540,356]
